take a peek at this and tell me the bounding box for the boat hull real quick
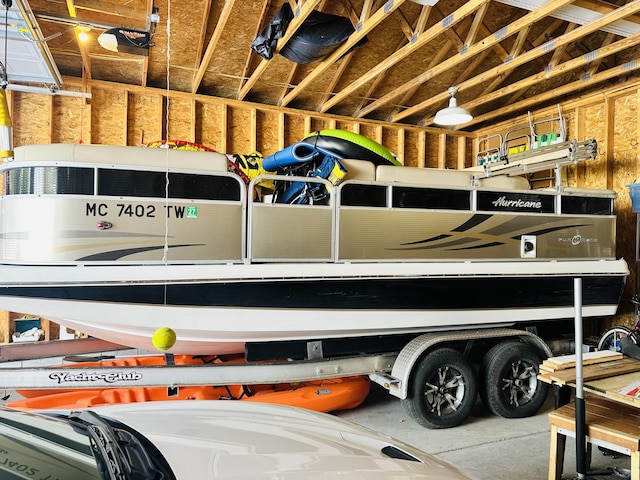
[0,260,627,355]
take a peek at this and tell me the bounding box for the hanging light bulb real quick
[434,87,473,126]
[76,26,91,43]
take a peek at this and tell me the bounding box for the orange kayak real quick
[8,354,370,413]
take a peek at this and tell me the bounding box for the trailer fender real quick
[379,328,552,399]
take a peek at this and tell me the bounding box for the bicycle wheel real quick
[597,326,632,351]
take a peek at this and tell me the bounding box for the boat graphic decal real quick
[399,214,494,246]
[77,244,202,261]
[450,241,504,251]
[451,214,493,231]
[392,222,592,251]
[510,223,589,238]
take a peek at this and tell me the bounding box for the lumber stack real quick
[537,350,640,386]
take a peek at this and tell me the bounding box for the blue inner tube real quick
[301,129,400,166]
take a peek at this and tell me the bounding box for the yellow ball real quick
[152,327,176,351]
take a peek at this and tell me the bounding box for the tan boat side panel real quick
[250,204,332,260]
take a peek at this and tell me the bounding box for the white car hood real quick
[91,400,476,479]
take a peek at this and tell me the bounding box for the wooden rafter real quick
[463,2,489,47]
[489,18,572,98]
[65,0,91,80]
[237,0,271,98]
[141,0,154,87]
[73,0,143,21]
[392,0,640,123]
[318,0,488,114]
[237,0,324,101]
[464,55,640,127]
[192,0,235,94]
[479,25,532,97]
[280,0,409,108]
[359,5,435,117]
[428,30,640,128]
[361,0,577,120]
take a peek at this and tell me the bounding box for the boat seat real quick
[340,159,376,182]
[375,165,472,187]
[562,186,616,196]
[477,175,530,190]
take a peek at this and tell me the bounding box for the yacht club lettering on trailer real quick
[49,370,143,384]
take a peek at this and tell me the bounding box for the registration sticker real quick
[186,206,198,218]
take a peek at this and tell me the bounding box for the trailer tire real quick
[402,347,477,429]
[479,341,548,419]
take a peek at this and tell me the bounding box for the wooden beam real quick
[73,0,144,21]
[574,0,640,25]
[281,0,409,108]
[141,0,154,87]
[397,128,405,165]
[462,56,640,128]
[278,111,286,151]
[605,97,614,190]
[238,0,323,101]
[66,0,77,18]
[417,130,426,168]
[390,39,453,120]
[437,133,446,169]
[66,1,92,81]
[279,65,300,105]
[357,5,436,117]
[320,0,486,114]
[237,0,271,98]
[192,0,236,94]
[396,0,640,123]
[317,0,362,106]
[457,136,466,170]
[479,25,532,96]
[250,108,257,152]
[463,2,488,47]
[466,30,637,115]
[219,104,228,153]
[365,0,578,120]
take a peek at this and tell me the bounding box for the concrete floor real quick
[335,383,631,480]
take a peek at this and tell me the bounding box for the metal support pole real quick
[574,277,587,479]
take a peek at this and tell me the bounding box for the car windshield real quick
[0,408,103,480]
[0,407,173,480]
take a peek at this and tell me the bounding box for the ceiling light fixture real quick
[434,87,472,126]
[76,26,90,43]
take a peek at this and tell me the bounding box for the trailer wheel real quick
[479,341,548,418]
[402,347,477,429]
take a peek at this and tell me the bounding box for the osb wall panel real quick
[226,107,252,154]
[195,102,225,151]
[53,95,89,144]
[166,97,195,143]
[128,93,163,146]
[10,78,475,167]
[257,110,281,156]
[475,83,640,331]
[90,89,127,145]
[12,94,52,146]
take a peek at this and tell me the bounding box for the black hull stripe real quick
[0,276,625,310]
